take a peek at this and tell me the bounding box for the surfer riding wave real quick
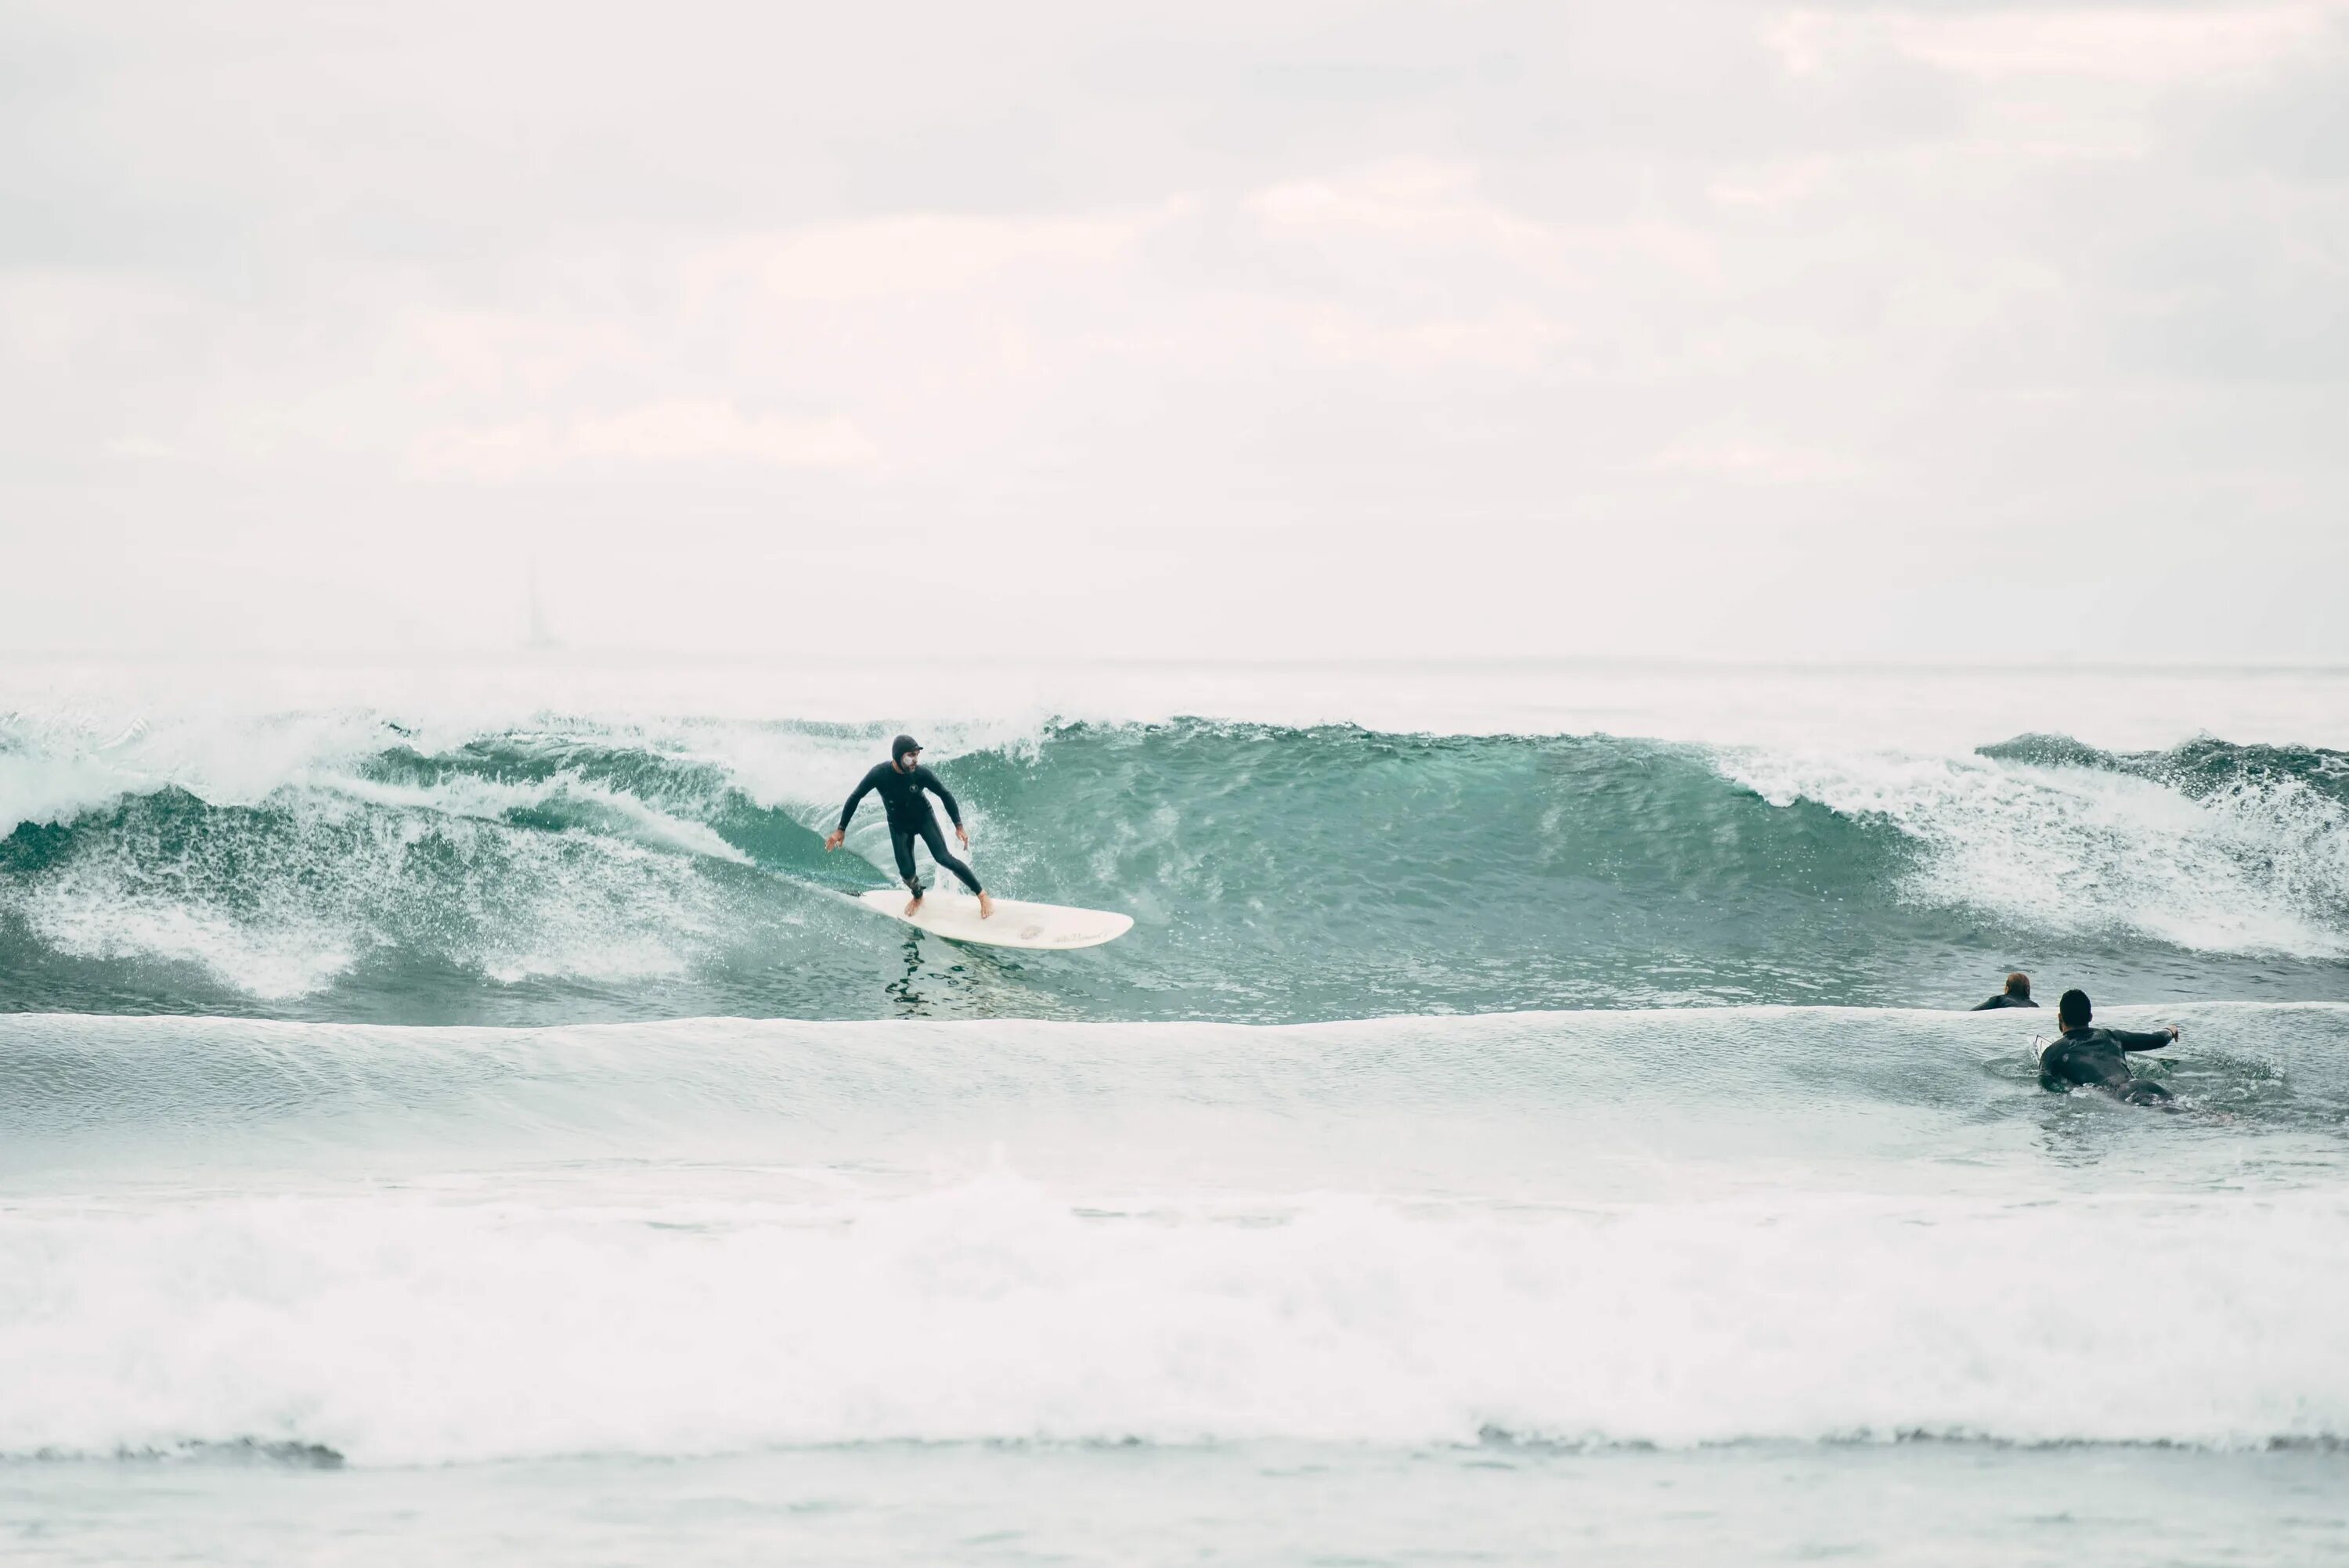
[826,734,994,919]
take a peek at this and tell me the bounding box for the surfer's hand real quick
[955,824,970,849]
[2167,1025,2183,1041]
[824,830,845,852]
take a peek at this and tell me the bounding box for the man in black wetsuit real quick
[824,734,994,919]
[2037,988,2181,1105]
[1971,971,2039,1011]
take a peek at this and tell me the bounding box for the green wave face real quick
[2,720,2344,1025]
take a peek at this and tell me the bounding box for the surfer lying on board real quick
[1971,971,2038,1010]
[2037,988,2181,1106]
[824,734,994,920]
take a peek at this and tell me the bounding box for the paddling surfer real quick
[1971,971,2039,1011]
[2037,988,2180,1106]
[825,734,994,919]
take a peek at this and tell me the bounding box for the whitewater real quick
[3,658,2346,1566]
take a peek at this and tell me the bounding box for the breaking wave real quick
[1,711,2343,1022]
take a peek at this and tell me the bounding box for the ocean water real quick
[2,659,2345,1565]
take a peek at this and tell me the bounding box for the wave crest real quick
[2,714,2344,1020]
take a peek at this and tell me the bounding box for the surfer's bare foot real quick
[978,892,994,918]
[904,894,924,917]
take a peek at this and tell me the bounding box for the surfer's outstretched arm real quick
[837,764,886,831]
[2116,1026,2181,1053]
[825,763,888,851]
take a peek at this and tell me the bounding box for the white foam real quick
[0,701,1065,995]
[20,892,362,1000]
[0,697,1047,847]
[1723,747,2349,958]
[319,770,753,867]
[7,789,730,998]
[0,705,408,833]
[7,669,2345,987]
[0,1176,2341,1464]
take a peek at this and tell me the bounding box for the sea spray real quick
[4,719,2345,1022]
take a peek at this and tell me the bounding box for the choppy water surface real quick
[2,709,2344,1022]
[2,662,2344,1565]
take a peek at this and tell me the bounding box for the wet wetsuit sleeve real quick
[2112,1028,2175,1053]
[838,764,886,831]
[915,766,962,827]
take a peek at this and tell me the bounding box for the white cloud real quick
[1647,437,1871,487]
[2,0,2345,660]
[687,201,1196,305]
[1245,160,1720,285]
[572,402,876,466]
[415,403,879,479]
[1271,299,1573,372]
[1874,4,2343,85]
[1772,4,2344,85]
[1707,157,1836,211]
[1247,160,1553,247]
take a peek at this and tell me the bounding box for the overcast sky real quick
[3,0,2344,662]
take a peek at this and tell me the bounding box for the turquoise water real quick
[2,664,2345,1564]
[4,718,2344,1022]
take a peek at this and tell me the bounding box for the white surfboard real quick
[855,889,1134,950]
